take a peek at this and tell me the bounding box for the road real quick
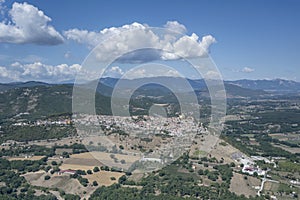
[257,170,279,196]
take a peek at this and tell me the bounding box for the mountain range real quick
[0,77,299,121]
[1,77,299,94]
[227,79,300,93]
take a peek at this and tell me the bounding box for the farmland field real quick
[229,172,261,198]
[83,171,125,186]
[60,151,141,171]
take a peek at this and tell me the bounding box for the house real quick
[58,169,76,175]
[141,157,163,163]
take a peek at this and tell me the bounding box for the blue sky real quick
[0,0,299,82]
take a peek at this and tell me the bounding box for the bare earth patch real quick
[60,151,141,171]
[22,171,97,199]
[128,173,144,182]
[264,181,279,192]
[229,172,261,198]
[27,137,80,148]
[209,139,239,164]
[7,156,45,161]
[55,148,73,155]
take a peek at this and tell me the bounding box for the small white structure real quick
[242,166,265,176]
[140,157,162,163]
[290,180,300,185]
[58,169,76,175]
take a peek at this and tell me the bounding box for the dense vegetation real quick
[90,160,261,200]
[0,125,76,143]
[0,157,58,199]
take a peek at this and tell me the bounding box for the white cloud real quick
[0,2,63,45]
[123,67,181,79]
[241,67,255,73]
[64,22,148,48]
[162,33,216,60]
[205,70,220,79]
[64,21,216,63]
[64,51,71,59]
[0,66,19,81]
[124,68,146,79]
[164,21,187,34]
[104,66,124,78]
[0,0,6,16]
[0,62,88,83]
[63,29,102,47]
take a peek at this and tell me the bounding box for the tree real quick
[125,171,132,176]
[253,172,258,177]
[93,166,100,172]
[101,166,110,171]
[76,170,86,175]
[118,175,127,184]
[198,169,204,175]
[45,166,51,172]
[201,157,208,162]
[110,154,115,159]
[62,151,69,158]
[159,171,165,177]
[51,161,57,166]
[78,176,89,187]
[87,170,92,174]
[204,169,209,175]
[70,173,78,179]
[64,194,80,200]
[44,175,51,180]
[93,181,98,186]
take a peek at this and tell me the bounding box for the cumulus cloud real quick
[205,70,220,79]
[64,21,216,63]
[0,62,88,83]
[103,66,124,78]
[164,21,187,34]
[241,67,255,73]
[123,67,181,80]
[64,22,148,48]
[0,2,63,45]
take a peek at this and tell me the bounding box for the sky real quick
[0,0,299,83]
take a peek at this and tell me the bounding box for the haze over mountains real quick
[1,77,299,94]
[227,79,300,93]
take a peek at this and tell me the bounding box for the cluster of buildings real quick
[242,165,266,176]
[73,114,202,138]
[232,152,267,176]
[1,140,26,147]
[12,119,72,126]
[73,114,204,170]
